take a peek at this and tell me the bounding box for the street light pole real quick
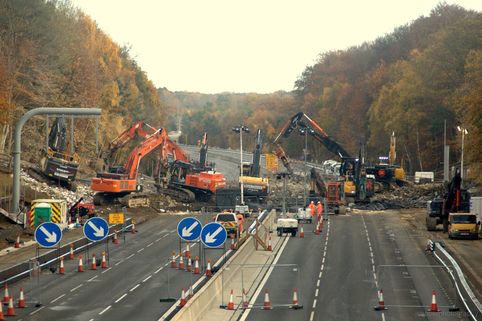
[457,126,468,182]
[300,129,308,206]
[233,125,249,205]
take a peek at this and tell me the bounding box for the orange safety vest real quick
[316,203,323,215]
[308,203,315,217]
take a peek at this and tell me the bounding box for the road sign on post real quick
[201,222,227,248]
[35,222,62,248]
[109,213,124,225]
[177,217,202,242]
[83,217,109,242]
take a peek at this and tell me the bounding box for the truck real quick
[276,216,298,236]
[215,212,243,236]
[448,213,479,240]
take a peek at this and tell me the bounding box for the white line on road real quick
[312,299,317,308]
[310,311,314,321]
[115,260,123,266]
[70,284,83,292]
[155,266,164,274]
[317,279,320,287]
[315,288,319,297]
[318,271,322,278]
[130,284,140,292]
[29,306,45,315]
[88,275,98,282]
[126,253,135,260]
[142,275,152,283]
[50,293,66,303]
[322,257,325,264]
[102,267,112,274]
[147,242,154,247]
[137,248,145,253]
[115,293,128,303]
[99,305,111,315]
[321,264,324,271]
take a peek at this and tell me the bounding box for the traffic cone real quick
[101,252,108,268]
[267,237,272,251]
[178,253,185,270]
[186,257,192,272]
[2,284,10,305]
[374,289,386,310]
[193,256,200,274]
[59,256,65,274]
[205,259,212,277]
[227,290,234,310]
[315,223,320,235]
[300,226,304,238]
[171,251,177,268]
[69,244,75,260]
[78,255,84,272]
[112,231,119,245]
[291,288,299,308]
[263,289,272,310]
[0,300,4,320]
[17,288,25,308]
[91,253,97,270]
[242,288,249,309]
[5,298,14,316]
[179,288,187,307]
[429,290,439,312]
[230,237,236,250]
[184,243,190,258]
[14,236,20,249]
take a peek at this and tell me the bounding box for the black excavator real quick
[28,117,79,190]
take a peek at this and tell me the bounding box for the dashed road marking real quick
[137,248,145,253]
[102,267,112,274]
[318,271,322,278]
[88,275,98,282]
[317,279,320,287]
[155,266,164,274]
[147,242,154,247]
[315,288,319,297]
[70,284,83,292]
[115,260,123,266]
[99,305,111,315]
[310,311,315,321]
[143,275,152,283]
[30,306,45,315]
[312,299,317,308]
[115,293,128,303]
[50,293,65,303]
[126,253,135,260]
[130,284,140,292]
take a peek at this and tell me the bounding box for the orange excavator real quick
[91,123,226,206]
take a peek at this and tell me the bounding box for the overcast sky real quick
[72,0,482,94]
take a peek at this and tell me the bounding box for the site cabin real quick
[415,172,434,184]
[26,199,68,229]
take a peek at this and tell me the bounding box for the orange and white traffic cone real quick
[179,288,187,307]
[205,259,212,277]
[186,257,192,272]
[101,252,108,268]
[227,289,235,310]
[263,289,272,310]
[230,237,236,250]
[91,253,97,270]
[242,288,249,309]
[78,255,84,272]
[112,231,119,245]
[184,243,190,258]
[14,236,20,249]
[59,256,65,274]
[193,257,200,274]
[315,223,320,235]
[6,298,14,316]
[2,284,10,305]
[171,251,177,269]
[300,226,304,238]
[69,244,75,260]
[429,290,439,312]
[17,288,25,308]
[178,253,185,270]
[0,300,4,320]
[374,289,386,310]
[291,288,299,309]
[267,237,272,251]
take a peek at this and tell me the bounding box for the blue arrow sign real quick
[201,222,227,248]
[35,222,62,248]
[177,217,202,242]
[83,217,109,242]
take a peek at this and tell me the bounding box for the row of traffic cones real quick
[1,285,27,317]
[170,252,208,276]
[222,288,300,310]
[75,252,108,272]
[298,220,323,238]
[179,285,195,307]
[374,289,441,312]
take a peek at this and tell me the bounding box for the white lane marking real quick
[239,236,290,321]
[155,266,164,274]
[322,257,325,264]
[371,258,375,265]
[137,248,145,253]
[89,319,94,321]
[317,279,320,287]
[70,284,83,292]
[115,261,123,266]
[102,267,112,274]
[126,253,135,260]
[321,264,324,271]
[373,273,377,280]
[310,311,315,321]
[50,293,66,303]
[30,306,45,315]
[312,299,317,308]
[142,275,152,283]
[115,293,128,303]
[130,284,140,292]
[99,305,111,315]
[382,312,386,321]
[315,288,319,297]
[318,271,322,278]
[88,275,98,282]
[147,242,154,247]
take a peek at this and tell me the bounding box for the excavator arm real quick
[199,132,208,169]
[250,129,262,177]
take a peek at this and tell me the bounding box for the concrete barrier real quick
[164,210,276,321]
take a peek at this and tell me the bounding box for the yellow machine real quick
[448,213,479,240]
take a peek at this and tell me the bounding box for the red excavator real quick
[91,123,226,206]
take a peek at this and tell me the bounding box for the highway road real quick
[7,211,227,321]
[242,211,468,321]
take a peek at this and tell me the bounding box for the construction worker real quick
[308,201,315,218]
[316,201,323,221]
[236,212,244,233]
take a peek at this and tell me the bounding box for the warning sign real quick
[265,153,278,172]
[108,213,124,225]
